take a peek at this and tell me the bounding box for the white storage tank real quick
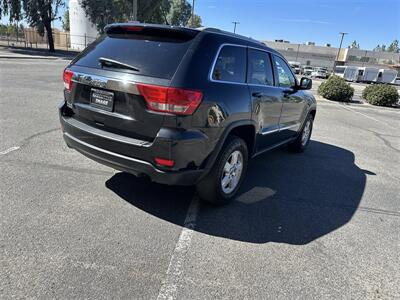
[69,0,98,50]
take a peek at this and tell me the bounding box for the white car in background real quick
[302,66,314,76]
[289,61,302,74]
[311,67,328,79]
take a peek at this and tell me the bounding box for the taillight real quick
[154,157,175,167]
[137,83,202,115]
[63,69,74,91]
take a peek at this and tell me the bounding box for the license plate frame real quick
[90,88,114,112]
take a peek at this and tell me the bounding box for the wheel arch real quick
[200,120,257,180]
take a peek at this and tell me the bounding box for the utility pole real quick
[232,21,240,34]
[132,0,138,21]
[191,0,195,27]
[333,32,348,70]
[295,44,300,62]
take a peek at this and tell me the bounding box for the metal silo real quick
[69,0,98,50]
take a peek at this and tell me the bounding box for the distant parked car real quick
[302,66,314,76]
[289,61,302,74]
[311,67,328,79]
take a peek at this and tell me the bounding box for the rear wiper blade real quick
[98,57,140,72]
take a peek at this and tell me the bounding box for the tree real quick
[387,39,399,53]
[62,8,69,31]
[166,0,191,26]
[381,44,386,52]
[373,45,381,52]
[0,0,23,22]
[187,13,201,28]
[81,0,167,33]
[1,0,64,52]
[350,40,359,49]
[21,0,64,52]
[81,0,199,32]
[137,0,170,24]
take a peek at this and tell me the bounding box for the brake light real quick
[154,157,175,167]
[124,26,144,32]
[63,69,74,91]
[137,83,202,115]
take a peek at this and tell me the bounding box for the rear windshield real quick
[73,29,197,79]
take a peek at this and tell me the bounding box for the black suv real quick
[59,23,316,204]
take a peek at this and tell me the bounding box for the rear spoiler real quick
[104,23,199,39]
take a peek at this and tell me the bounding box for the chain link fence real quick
[0,27,97,51]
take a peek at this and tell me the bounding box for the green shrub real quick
[362,85,373,99]
[318,75,354,102]
[362,84,399,107]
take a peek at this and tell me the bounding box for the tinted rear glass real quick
[247,49,274,86]
[212,46,246,83]
[73,29,197,79]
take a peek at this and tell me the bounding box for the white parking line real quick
[156,196,200,300]
[338,104,397,130]
[0,146,20,155]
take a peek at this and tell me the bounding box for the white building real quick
[264,40,400,71]
[69,0,98,50]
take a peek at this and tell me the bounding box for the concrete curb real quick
[0,45,78,60]
[0,55,67,60]
[316,96,400,111]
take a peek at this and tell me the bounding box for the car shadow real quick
[106,141,369,245]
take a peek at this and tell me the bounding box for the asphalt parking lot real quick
[1,58,400,299]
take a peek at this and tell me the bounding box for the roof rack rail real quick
[201,27,265,46]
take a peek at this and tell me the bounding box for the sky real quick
[3,0,400,50]
[193,0,400,49]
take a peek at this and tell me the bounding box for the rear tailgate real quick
[65,24,199,142]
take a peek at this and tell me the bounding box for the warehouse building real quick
[263,40,400,71]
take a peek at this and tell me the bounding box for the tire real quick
[289,114,314,153]
[196,135,248,205]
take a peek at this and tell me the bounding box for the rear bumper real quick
[59,102,208,186]
[63,132,203,185]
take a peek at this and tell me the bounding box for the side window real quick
[247,49,274,86]
[212,45,246,83]
[274,55,296,87]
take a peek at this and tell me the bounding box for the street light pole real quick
[191,0,195,27]
[334,32,348,70]
[232,21,240,34]
[132,0,138,21]
[295,44,300,62]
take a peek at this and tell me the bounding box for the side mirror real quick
[299,77,312,90]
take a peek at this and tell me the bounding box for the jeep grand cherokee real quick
[59,23,316,204]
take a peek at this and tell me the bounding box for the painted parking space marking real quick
[338,104,397,130]
[156,196,200,300]
[0,146,20,155]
